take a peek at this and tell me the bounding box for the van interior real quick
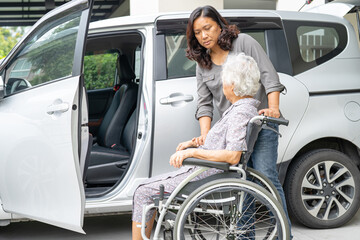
[82,31,143,197]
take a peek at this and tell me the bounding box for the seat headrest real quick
[117,54,136,84]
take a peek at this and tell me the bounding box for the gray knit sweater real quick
[195,33,285,120]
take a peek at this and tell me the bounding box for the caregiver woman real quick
[185,5,291,222]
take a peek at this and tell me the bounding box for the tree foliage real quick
[0,23,117,91]
[27,31,77,85]
[26,17,81,85]
[0,27,26,59]
[84,53,117,90]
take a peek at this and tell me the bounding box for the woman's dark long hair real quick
[186,5,239,70]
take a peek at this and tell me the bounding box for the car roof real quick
[89,9,349,31]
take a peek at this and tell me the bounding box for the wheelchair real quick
[140,115,291,240]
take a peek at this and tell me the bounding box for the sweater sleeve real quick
[195,64,214,120]
[235,34,285,95]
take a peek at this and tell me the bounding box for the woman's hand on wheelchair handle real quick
[258,107,280,118]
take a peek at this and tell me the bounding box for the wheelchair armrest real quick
[183,158,230,171]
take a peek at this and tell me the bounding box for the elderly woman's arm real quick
[170,148,242,168]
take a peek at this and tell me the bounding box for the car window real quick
[246,31,267,53]
[164,31,266,79]
[84,51,118,90]
[297,26,339,62]
[9,59,32,79]
[283,20,347,75]
[4,12,82,96]
[165,33,196,79]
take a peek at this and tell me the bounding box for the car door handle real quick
[47,102,69,115]
[159,94,194,105]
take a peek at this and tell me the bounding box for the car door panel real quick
[0,0,91,233]
[152,77,201,176]
[277,73,309,163]
[0,77,85,233]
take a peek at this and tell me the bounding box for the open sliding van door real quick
[0,0,92,233]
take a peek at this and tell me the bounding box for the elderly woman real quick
[131,53,261,240]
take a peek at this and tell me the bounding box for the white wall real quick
[225,0,276,10]
[276,0,325,11]
[130,0,159,15]
[129,0,326,15]
[110,0,130,17]
[159,0,223,13]
[130,0,223,16]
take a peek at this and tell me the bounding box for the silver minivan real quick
[0,0,359,233]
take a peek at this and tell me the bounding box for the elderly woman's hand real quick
[176,140,196,151]
[258,107,280,118]
[170,149,194,168]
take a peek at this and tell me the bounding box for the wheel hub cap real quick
[301,160,355,221]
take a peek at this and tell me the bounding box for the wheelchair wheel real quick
[247,167,282,205]
[173,178,290,240]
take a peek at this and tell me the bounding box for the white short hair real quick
[222,53,261,97]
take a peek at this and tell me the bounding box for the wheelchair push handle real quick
[266,116,289,126]
[249,115,289,126]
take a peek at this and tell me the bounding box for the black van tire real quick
[285,149,360,228]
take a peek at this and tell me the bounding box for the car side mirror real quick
[0,76,4,99]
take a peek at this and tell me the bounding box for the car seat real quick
[85,54,138,185]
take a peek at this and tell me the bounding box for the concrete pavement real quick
[0,209,359,239]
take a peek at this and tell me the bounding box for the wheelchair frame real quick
[139,115,290,239]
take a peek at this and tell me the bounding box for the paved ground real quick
[0,209,359,239]
[291,208,360,240]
